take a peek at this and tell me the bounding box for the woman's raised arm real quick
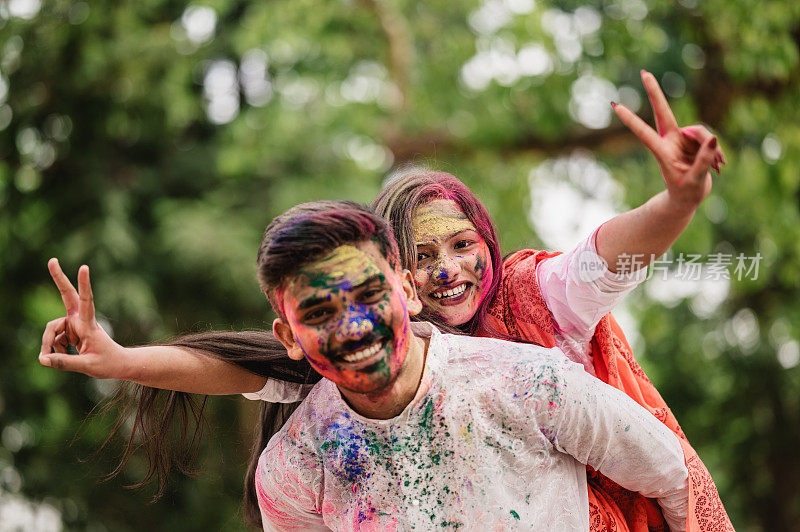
[39,258,267,394]
[596,69,726,273]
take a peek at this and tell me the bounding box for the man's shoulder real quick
[437,333,576,390]
[263,380,338,454]
[440,331,565,366]
[256,396,328,521]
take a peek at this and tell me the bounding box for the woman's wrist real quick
[662,189,701,219]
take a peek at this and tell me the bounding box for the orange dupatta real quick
[479,250,733,532]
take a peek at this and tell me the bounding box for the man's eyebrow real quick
[351,274,386,291]
[416,228,473,247]
[296,274,385,310]
[297,294,333,311]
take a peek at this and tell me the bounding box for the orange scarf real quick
[480,250,733,531]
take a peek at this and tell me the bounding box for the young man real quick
[250,201,688,530]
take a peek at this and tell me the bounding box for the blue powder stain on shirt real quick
[357,505,379,524]
[321,419,372,484]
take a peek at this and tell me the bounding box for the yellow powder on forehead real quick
[413,208,475,243]
[306,244,379,286]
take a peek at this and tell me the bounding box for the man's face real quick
[274,241,420,394]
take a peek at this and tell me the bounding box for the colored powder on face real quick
[412,206,475,245]
[304,245,379,290]
[510,510,520,520]
[474,252,487,281]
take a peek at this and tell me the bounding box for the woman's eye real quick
[454,240,474,250]
[417,252,429,261]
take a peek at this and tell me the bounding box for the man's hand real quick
[40,259,130,379]
[612,70,726,214]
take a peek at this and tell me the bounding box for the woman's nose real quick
[431,253,461,283]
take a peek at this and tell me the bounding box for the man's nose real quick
[335,312,374,342]
[432,252,461,282]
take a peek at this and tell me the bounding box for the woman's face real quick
[412,199,493,326]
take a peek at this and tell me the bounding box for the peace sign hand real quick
[612,70,726,213]
[40,259,128,379]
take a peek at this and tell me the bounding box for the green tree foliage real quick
[1,0,798,530]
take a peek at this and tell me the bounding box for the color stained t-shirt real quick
[255,324,688,531]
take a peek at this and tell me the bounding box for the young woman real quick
[41,71,732,530]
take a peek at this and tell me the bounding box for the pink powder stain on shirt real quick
[348,498,398,532]
[256,442,322,527]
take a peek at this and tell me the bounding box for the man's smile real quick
[337,338,389,368]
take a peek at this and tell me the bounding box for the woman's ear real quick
[273,318,305,361]
[401,269,423,316]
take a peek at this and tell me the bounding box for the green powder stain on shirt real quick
[510,510,520,520]
[417,396,435,438]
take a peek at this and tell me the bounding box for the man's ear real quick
[401,269,423,316]
[273,318,305,361]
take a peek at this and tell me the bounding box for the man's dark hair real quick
[256,200,401,316]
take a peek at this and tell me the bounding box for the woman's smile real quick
[429,281,471,304]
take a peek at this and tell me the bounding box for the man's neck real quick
[338,331,429,420]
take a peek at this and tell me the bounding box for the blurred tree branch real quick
[360,0,413,112]
[383,15,800,163]
[690,11,800,127]
[384,121,653,162]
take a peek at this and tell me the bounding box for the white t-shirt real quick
[255,324,687,531]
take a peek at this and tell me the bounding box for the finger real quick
[53,332,70,354]
[682,126,725,174]
[77,265,96,324]
[39,353,92,375]
[688,136,718,182]
[41,317,67,355]
[681,126,726,166]
[641,70,679,135]
[612,102,663,154]
[715,145,726,167]
[680,125,714,146]
[48,258,80,315]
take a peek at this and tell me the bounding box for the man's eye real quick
[303,308,331,323]
[454,240,474,250]
[361,289,385,303]
[417,252,430,262]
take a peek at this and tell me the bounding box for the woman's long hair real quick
[100,330,319,528]
[105,176,518,527]
[103,200,405,528]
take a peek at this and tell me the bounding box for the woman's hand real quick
[40,259,131,379]
[612,70,726,214]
